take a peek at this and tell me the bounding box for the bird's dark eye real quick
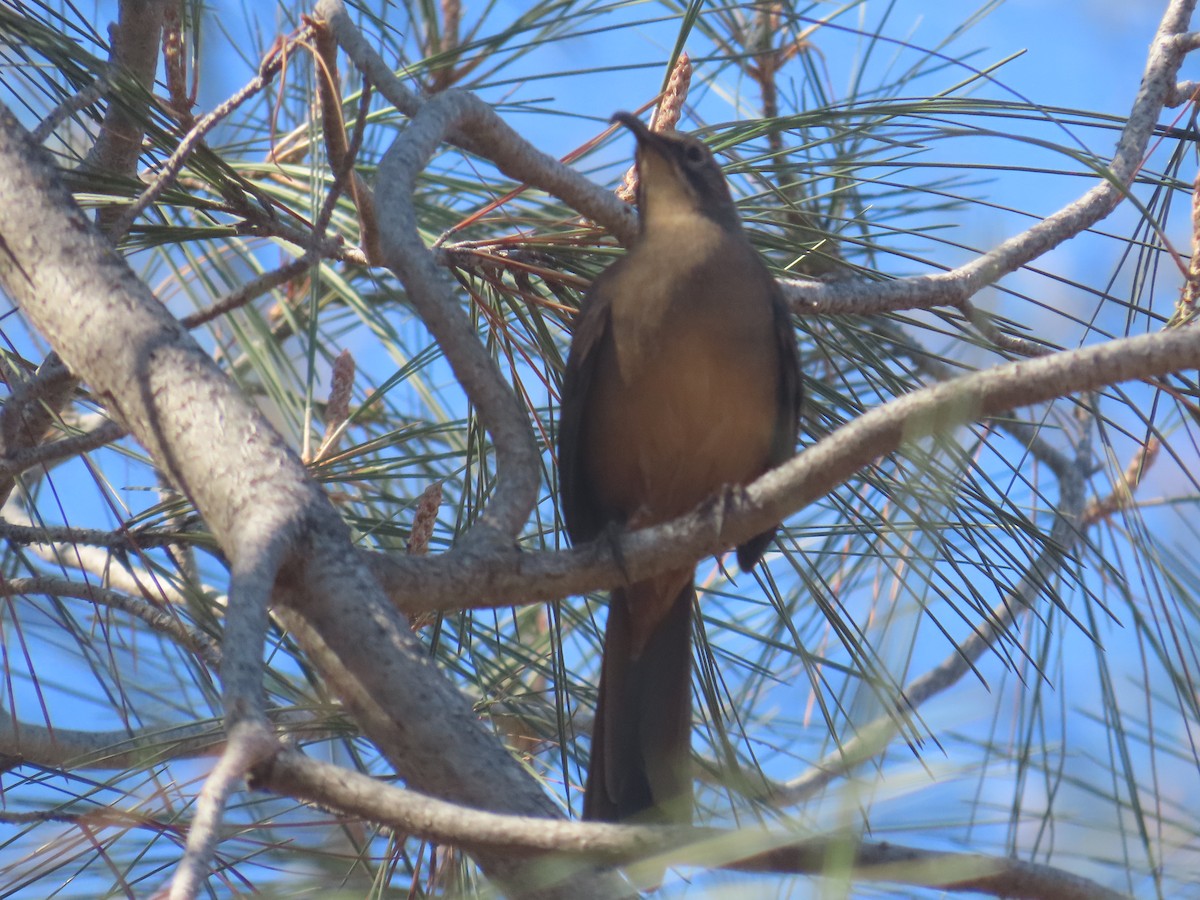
[683,142,708,166]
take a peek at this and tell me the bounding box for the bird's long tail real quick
[583,578,694,824]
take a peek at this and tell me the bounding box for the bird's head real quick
[612,111,741,233]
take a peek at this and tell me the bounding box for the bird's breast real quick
[583,264,779,526]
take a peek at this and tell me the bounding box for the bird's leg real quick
[601,519,633,586]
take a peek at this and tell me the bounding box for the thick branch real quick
[375,92,543,543]
[0,102,621,899]
[81,0,165,182]
[368,324,1200,612]
[313,0,638,244]
[0,706,223,770]
[260,747,1129,900]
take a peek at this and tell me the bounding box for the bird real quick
[557,111,802,826]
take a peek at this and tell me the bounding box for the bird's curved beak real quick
[611,111,668,155]
[611,111,651,141]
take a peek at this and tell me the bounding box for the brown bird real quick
[557,112,802,824]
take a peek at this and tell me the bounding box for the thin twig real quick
[4,491,194,607]
[31,71,113,145]
[0,807,180,831]
[168,721,279,900]
[1174,157,1200,324]
[0,575,220,667]
[312,349,355,463]
[312,17,381,261]
[169,532,290,900]
[180,256,313,329]
[107,25,313,240]
[961,301,1054,358]
[0,520,187,550]
[0,705,225,770]
[0,352,77,506]
[777,0,1197,319]
[0,418,126,481]
[1081,437,1161,525]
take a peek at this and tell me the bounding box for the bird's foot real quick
[714,482,753,546]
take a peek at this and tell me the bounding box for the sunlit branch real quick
[368,323,1200,613]
[258,747,1129,900]
[781,0,1199,320]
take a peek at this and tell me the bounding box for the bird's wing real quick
[769,279,803,468]
[557,270,616,545]
[735,273,803,571]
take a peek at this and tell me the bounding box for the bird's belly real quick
[584,324,777,526]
